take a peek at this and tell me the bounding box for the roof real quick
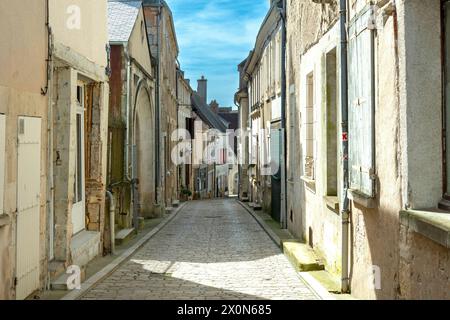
[191,93,227,133]
[219,112,239,131]
[142,0,179,53]
[244,2,281,75]
[108,0,142,42]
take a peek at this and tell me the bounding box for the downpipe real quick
[124,48,139,229]
[340,0,351,294]
[279,0,288,229]
[105,190,116,255]
[44,0,55,283]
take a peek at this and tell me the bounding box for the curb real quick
[236,200,335,301]
[61,201,188,300]
[236,200,282,248]
[298,272,336,301]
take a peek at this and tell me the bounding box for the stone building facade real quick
[143,0,179,209]
[0,0,49,300]
[236,2,284,220]
[47,0,110,292]
[107,0,157,249]
[0,0,110,299]
[238,0,450,299]
[176,69,194,199]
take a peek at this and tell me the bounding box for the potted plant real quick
[180,186,192,201]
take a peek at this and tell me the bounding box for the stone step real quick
[252,203,262,211]
[165,207,174,214]
[307,270,341,294]
[283,241,325,272]
[71,230,100,269]
[172,200,180,208]
[241,197,249,202]
[48,260,66,280]
[51,268,85,291]
[115,228,136,246]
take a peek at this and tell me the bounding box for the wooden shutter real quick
[348,6,375,197]
[270,127,281,178]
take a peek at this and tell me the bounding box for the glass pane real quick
[76,114,82,203]
[445,3,450,192]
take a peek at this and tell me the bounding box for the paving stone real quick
[81,199,318,300]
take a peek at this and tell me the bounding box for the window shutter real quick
[270,128,281,178]
[348,6,375,197]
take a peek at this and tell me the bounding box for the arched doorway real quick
[133,83,156,218]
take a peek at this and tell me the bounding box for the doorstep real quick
[61,201,188,300]
[237,200,353,300]
[237,200,336,300]
[71,230,101,269]
[283,241,325,272]
[36,202,188,300]
[114,228,136,246]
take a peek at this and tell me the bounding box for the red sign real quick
[342,132,348,142]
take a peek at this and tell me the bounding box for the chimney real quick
[197,75,207,104]
[210,100,219,114]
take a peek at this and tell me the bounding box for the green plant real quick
[180,186,192,197]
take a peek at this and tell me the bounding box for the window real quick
[72,83,86,234]
[289,85,296,180]
[0,114,5,215]
[326,48,338,197]
[348,7,375,197]
[444,1,450,198]
[304,72,315,180]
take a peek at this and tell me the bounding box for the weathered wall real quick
[395,0,450,300]
[0,0,48,299]
[285,0,405,299]
[49,0,108,67]
[286,0,338,241]
[285,0,339,271]
[129,8,153,76]
[348,2,402,299]
[144,4,179,207]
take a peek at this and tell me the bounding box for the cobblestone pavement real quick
[81,199,319,300]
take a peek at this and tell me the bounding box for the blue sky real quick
[166,0,269,108]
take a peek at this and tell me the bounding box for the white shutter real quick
[348,6,375,197]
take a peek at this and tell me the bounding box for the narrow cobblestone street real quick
[81,199,318,300]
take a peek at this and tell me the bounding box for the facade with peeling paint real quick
[143,0,180,210]
[0,0,110,299]
[47,0,110,292]
[238,0,450,299]
[107,1,157,251]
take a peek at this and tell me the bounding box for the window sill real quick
[348,189,376,209]
[0,215,11,227]
[300,176,316,191]
[400,209,450,249]
[323,196,340,214]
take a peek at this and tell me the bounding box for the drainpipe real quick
[234,100,241,199]
[124,46,137,230]
[279,0,288,229]
[125,47,132,183]
[105,190,116,255]
[44,0,55,265]
[340,0,351,294]
[155,0,162,208]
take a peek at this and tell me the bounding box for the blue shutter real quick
[270,128,281,178]
[348,6,375,197]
